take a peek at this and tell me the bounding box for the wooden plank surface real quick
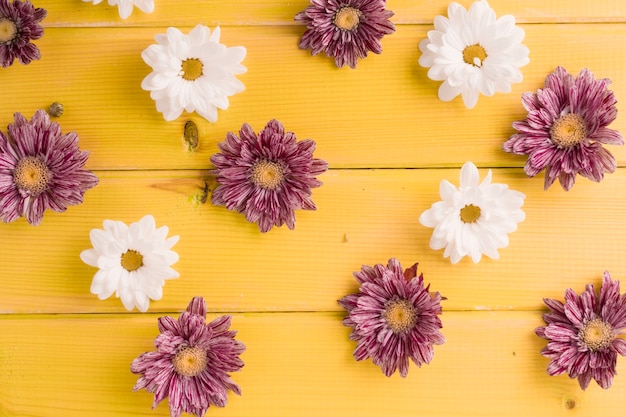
[2,24,625,170]
[2,1,626,416]
[0,168,625,314]
[0,312,622,417]
[38,0,626,25]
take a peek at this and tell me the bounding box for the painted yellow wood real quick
[2,1,626,416]
[1,168,624,314]
[2,24,625,170]
[0,311,621,417]
[39,0,626,26]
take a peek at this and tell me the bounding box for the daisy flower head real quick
[418,0,529,109]
[0,110,98,225]
[338,258,445,377]
[82,0,154,20]
[131,296,245,417]
[503,67,623,191]
[141,24,246,123]
[0,0,46,67]
[294,0,395,69]
[210,119,328,233]
[419,161,525,264]
[536,271,626,390]
[80,215,180,312]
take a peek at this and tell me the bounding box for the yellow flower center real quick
[333,6,362,31]
[120,249,143,272]
[460,204,481,223]
[172,346,208,377]
[550,113,588,147]
[13,156,52,195]
[580,318,614,352]
[463,44,488,67]
[181,58,204,81]
[0,18,17,43]
[250,160,285,190]
[383,299,417,334]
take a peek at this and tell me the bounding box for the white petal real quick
[116,0,134,19]
[119,289,137,311]
[210,26,221,43]
[460,162,480,188]
[438,81,463,102]
[134,0,154,14]
[461,86,480,109]
[80,249,100,267]
[439,179,457,201]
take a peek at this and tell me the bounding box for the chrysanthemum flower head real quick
[211,119,328,233]
[418,0,529,108]
[80,215,180,312]
[141,24,246,123]
[419,161,525,264]
[536,271,626,390]
[82,0,154,20]
[131,296,245,417]
[503,66,623,191]
[338,258,445,377]
[295,0,395,69]
[0,110,98,225]
[0,0,46,67]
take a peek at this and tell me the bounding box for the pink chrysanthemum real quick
[0,110,98,225]
[338,258,445,377]
[535,271,626,390]
[131,296,245,417]
[210,119,328,233]
[0,0,46,67]
[295,0,395,69]
[503,67,623,190]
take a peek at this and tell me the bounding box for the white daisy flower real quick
[80,215,180,312]
[419,162,525,264]
[141,24,247,122]
[418,0,529,109]
[83,0,154,19]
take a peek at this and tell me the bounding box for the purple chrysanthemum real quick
[295,0,395,69]
[131,296,245,417]
[210,119,328,233]
[0,0,46,67]
[0,110,98,225]
[535,271,626,390]
[503,66,623,191]
[338,258,446,377]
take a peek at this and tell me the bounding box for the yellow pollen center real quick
[383,299,417,333]
[580,318,614,352]
[0,18,17,43]
[181,58,203,81]
[333,6,362,31]
[172,346,208,377]
[550,113,588,147]
[460,204,481,223]
[463,44,488,67]
[251,160,285,190]
[13,156,51,195]
[120,249,144,272]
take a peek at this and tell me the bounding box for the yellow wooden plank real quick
[0,311,620,417]
[39,0,626,26]
[1,168,624,314]
[3,24,625,170]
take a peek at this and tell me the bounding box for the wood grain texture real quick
[0,311,622,417]
[2,1,626,416]
[0,168,624,314]
[2,24,625,170]
[39,0,626,25]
